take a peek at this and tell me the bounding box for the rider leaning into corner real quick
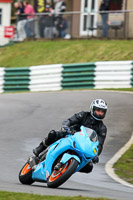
[31,99,108,173]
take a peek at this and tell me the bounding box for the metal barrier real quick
[12,9,133,41]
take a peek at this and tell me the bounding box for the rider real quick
[32,99,107,173]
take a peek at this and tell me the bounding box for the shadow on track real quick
[31,183,89,192]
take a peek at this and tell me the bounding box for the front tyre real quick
[19,162,34,185]
[47,158,79,188]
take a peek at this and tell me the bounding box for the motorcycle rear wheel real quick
[47,158,79,188]
[19,162,34,185]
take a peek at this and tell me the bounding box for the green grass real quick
[0,191,112,200]
[0,39,133,67]
[114,144,133,184]
[97,88,133,92]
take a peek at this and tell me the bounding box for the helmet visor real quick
[93,107,107,119]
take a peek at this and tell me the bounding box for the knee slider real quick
[80,162,93,173]
[86,162,93,173]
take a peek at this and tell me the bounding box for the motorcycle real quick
[19,126,99,188]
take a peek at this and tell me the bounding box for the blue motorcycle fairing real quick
[72,129,99,159]
[32,162,47,182]
[73,126,99,172]
[32,135,76,182]
[60,153,81,164]
[32,126,99,182]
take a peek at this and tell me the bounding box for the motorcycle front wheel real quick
[47,158,79,188]
[18,162,34,185]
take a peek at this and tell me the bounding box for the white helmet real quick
[90,99,107,120]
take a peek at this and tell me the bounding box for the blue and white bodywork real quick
[32,126,99,182]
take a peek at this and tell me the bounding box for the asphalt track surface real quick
[0,90,133,200]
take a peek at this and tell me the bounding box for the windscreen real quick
[85,127,98,142]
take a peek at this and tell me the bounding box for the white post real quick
[0,0,12,46]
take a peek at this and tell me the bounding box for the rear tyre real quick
[47,158,79,188]
[19,162,34,185]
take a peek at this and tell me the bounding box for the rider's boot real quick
[33,130,58,157]
[33,140,48,157]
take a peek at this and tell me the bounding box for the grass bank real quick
[114,144,133,184]
[0,39,133,67]
[0,191,112,200]
[99,88,133,92]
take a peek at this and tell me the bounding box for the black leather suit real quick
[45,111,107,173]
[62,111,107,155]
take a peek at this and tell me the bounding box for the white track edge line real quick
[105,132,133,188]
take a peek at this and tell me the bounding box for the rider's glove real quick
[61,126,71,134]
[92,156,99,164]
